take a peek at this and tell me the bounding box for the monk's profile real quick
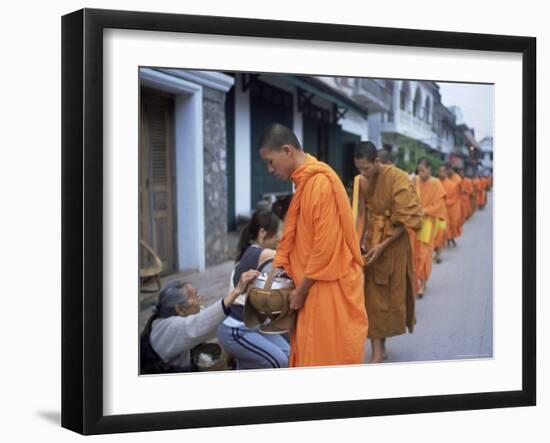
[439,163,461,248]
[457,168,474,223]
[258,123,369,367]
[411,158,447,298]
[353,141,423,363]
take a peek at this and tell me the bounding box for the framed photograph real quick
[62,8,536,435]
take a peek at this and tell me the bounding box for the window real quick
[400,81,410,111]
[424,96,431,123]
[413,87,422,118]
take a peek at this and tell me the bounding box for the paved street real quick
[368,192,494,363]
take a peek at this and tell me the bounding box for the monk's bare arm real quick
[364,223,405,265]
[298,276,315,295]
[382,223,405,248]
[289,277,315,310]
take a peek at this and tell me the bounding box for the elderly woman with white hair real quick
[140,270,259,374]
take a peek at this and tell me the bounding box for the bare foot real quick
[370,339,385,364]
[417,281,426,298]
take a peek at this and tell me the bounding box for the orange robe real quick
[459,177,474,222]
[359,165,423,339]
[412,177,447,284]
[450,174,463,230]
[473,177,483,208]
[471,178,480,214]
[440,177,461,240]
[481,177,489,206]
[434,212,447,250]
[450,174,462,187]
[273,154,368,367]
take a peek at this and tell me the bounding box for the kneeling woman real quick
[217,209,290,369]
[141,270,259,374]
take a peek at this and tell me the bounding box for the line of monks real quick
[411,160,492,299]
[255,124,492,368]
[352,143,492,363]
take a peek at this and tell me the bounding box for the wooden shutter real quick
[140,88,176,273]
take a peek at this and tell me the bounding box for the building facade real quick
[479,136,494,174]
[368,80,448,171]
[139,68,234,274]
[139,69,387,273]
[138,69,487,275]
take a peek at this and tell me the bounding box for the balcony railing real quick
[351,79,392,114]
[379,109,439,150]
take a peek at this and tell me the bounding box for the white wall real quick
[340,111,369,140]
[234,74,252,217]
[3,1,547,443]
[367,112,384,148]
[174,91,205,272]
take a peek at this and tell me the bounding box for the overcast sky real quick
[437,82,494,141]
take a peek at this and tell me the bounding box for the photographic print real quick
[62,8,535,434]
[138,69,495,374]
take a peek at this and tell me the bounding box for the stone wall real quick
[202,87,229,266]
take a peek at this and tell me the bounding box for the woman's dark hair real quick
[236,209,280,262]
[271,193,293,221]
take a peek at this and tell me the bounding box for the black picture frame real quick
[61,8,536,435]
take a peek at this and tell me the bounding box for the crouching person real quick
[140,270,259,374]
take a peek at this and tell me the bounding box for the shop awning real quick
[279,75,369,119]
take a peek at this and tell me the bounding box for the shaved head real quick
[258,123,302,152]
[354,141,378,162]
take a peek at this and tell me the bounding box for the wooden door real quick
[341,130,361,192]
[139,88,176,273]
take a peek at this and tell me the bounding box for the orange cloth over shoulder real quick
[273,154,368,367]
[479,177,488,207]
[413,177,447,283]
[459,177,474,222]
[450,174,463,228]
[440,177,461,239]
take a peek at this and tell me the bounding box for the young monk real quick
[439,163,461,248]
[411,158,447,298]
[353,142,423,363]
[457,168,474,222]
[433,211,447,264]
[479,175,488,209]
[470,173,479,216]
[447,167,463,235]
[258,123,368,367]
[485,175,491,200]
